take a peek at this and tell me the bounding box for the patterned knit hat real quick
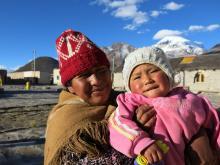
[56,29,110,86]
[123,46,175,92]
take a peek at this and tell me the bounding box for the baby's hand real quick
[142,142,163,164]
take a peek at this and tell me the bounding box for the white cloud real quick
[153,29,183,40]
[188,24,220,32]
[150,10,160,17]
[109,1,127,8]
[134,11,148,24]
[110,0,143,8]
[153,23,220,41]
[91,0,148,30]
[113,5,136,18]
[124,24,137,30]
[150,10,166,17]
[163,1,184,11]
[188,25,204,32]
[206,24,220,31]
[92,1,187,32]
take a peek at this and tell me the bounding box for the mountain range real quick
[101,35,212,72]
[101,43,135,72]
[15,36,219,73]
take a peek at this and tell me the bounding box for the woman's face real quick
[129,63,170,98]
[68,66,112,105]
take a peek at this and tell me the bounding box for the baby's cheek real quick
[130,83,142,94]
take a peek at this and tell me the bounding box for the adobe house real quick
[7,57,58,85]
[53,68,62,86]
[170,52,220,93]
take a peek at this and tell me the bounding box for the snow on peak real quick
[102,42,135,59]
[154,36,205,58]
[101,43,135,71]
[157,36,189,44]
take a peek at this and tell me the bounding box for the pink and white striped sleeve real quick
[108,93,155,158]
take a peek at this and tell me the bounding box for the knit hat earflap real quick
[56,29,110,86]
[123,46,176,92]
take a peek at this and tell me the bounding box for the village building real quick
[8,71,52,84]
[170,52,220,93]
[7,57,58,85]
[53,68,62,86]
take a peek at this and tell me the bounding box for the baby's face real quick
[129,63,170,98]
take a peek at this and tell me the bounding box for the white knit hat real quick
[123,46,176,92]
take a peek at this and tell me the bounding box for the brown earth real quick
[0,85,60,165]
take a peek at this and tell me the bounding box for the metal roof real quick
[170,52,220,71]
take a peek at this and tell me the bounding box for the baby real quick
[109,47,220,164]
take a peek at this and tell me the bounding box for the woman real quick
[44,29,156,165]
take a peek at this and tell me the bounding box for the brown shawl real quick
[44,90,117,165]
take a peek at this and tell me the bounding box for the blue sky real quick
[0,0,219,71]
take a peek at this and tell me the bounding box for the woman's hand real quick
[135,104,156,131]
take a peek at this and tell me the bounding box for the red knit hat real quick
[56,29,110,86]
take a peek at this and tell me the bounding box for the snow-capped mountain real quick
[154,36,205,58]
[101,42,135,71]
[100,37,211,72]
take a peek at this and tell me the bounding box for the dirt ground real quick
[0,85,60,165]
[0,85,219,164]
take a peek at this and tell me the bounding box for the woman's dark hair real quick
[64,80,72,92]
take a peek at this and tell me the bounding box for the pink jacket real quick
[108,87,220,165]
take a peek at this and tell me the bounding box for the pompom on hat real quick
[56,29,110,86]
[123,46,179,92]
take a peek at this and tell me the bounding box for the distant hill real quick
[211,43,220,51]
[210,43,220,53]
[203,43,220,55]
[16,56,58,74]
